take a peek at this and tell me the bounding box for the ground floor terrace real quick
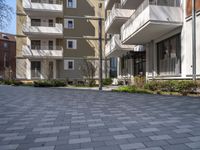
[0,85,200,150]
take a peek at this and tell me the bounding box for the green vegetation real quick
[33,80,66,87]
[113,85,153,94]
[103,78,113,86]
[0,80,67,87]
[114,80,200,96]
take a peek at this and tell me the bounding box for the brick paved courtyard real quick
[0,86,200,150]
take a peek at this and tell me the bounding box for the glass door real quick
[31,61,41,79]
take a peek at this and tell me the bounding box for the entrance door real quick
[48,41,53,50]
[49,61,54,79]
[48,19,54,27]
[31,61,41,79]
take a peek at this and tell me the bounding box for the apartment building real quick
[105,0,146,84]
[16,0,106,81]
[120,0,200,80]
[0,33,16,79]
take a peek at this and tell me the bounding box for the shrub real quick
[113,86,153,94]
[114,86,137,93]
[134,76,145,88]
[34,80,52,87]
[159,80,177,92]
[12,80,24,86]
[176,81,197,95]
[51,80,66,87]
[144,81,161,91]
[3,80,13,85]
[33,80,66,87]
[103,78,113,86]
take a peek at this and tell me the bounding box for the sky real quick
[1,0,16,34]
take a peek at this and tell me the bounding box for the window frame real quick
[66,39,77,49]
[64,60,74,70]
[66,0,77,8]
[65,19,74,29]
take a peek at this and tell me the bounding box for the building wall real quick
[0,38,16,79]
[146,0,200,80]
[61,0,106,80]
[186,0,200,16]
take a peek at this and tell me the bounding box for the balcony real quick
[121,0,183,45]
[105,34,136,57]
[105,3,134,34]
[22,45,63,59]
[23,23,63,38]
[121,0,143,9]
[23,0,63,17]
[105,0,119,10]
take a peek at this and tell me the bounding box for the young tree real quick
[79,58,97,87]
[0,0,13,30]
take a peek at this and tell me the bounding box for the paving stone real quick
[34,137,57,142]
[120,143,146,150]
[186,142,200,148]
[188,136,200,142]
[113,134,135,140]
[1,86,200,150]
[29,146,55,150]
[69,138,91,144]
[149,135,172,141]
[109,127,127,132]
[140,128,160,133]
[0,144,19,150]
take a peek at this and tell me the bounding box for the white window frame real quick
[64,19,74,29]
[67,39,77,49]
[66,0,77,8]
[64,60,74,70]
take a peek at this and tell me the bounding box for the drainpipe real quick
[192,0,196,81]
[151,41,155,80]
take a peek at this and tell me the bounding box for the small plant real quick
[144,81,160,91]
[134,76,145,88]
[103,78,113,86]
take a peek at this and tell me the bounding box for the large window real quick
[157,34,181,76]
[31,40,41,50]
[31,19,41,26]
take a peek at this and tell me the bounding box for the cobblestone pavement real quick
[0,85,200,150]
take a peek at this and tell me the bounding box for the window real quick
[3,42,8,48]
[64,60,74,70]
[31,19,41,26]
[31,40,41,50]
[31,61,41,78]
[67,0,77,8]
[157,34,181,76]
[48,19,54,27]
[67,40,77,49]
[64,19,74,29]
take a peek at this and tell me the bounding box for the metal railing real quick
[30,0,62,5]
[29,45,63,50]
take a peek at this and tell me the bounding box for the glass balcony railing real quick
[124,0,181,30]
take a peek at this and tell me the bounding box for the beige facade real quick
[16,0,106,81]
